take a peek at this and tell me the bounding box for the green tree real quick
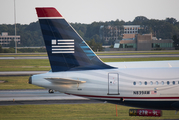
[86,39,103,52]
[165,18,177,25]
[172,35,179,49]
[1,16,179,48]
[3,47,15,53]
[0,45,3,53]
[78,30,84,38]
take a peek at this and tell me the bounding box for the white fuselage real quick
[31,60,179,104]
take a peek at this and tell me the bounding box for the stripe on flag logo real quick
[51,39,75,53]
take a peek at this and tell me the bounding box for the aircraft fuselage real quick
[31,65,179,110]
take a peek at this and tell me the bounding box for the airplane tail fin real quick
[36,7,114,72]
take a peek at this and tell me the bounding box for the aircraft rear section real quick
[30,7,179,114]
[29,67,179,110]
[36,7,114,72]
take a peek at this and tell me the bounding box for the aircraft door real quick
[108,73,119,95]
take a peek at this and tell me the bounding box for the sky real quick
[0,0,179,25]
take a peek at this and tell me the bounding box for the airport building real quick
[113,33,174,51]
[99,25,123,42]
[123,25,141,34]
[0,32,20,45]
[99,25,142,42]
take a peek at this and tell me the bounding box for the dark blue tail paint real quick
[36,8,114,72]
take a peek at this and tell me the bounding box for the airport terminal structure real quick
[100,25,174,51]
[112,25,174,51]
[113,33,174,51]
[0,32,20,46]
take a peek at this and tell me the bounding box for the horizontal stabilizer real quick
[45,78,86,84]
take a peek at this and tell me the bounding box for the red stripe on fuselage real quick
[66,93,179,100]
[36,7,62,17]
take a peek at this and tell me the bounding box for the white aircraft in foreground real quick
[29,7,179,116]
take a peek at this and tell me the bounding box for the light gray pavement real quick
[0,90,104,105]
[0,90,87,101]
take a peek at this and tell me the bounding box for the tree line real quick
[0,16,179,50]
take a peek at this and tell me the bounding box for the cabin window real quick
[161,81,164,85]
[150,81,153,85]
[139,81,142,85]
[156,81,159,85]
[167,81,170,85]
[132,81,177,86]
[144,81,147,85]
[173,81,175,85]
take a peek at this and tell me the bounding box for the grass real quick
[0,51,178,71]
[0,59,50,71]
[0,54,47,57]
[0,59,49,66]
[0,53,47,57]
[0,103,178,120]
[0,57,179,71]
[0,50,179,57]
[0,76,43,90]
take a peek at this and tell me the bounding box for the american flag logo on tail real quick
[51,39,75,53]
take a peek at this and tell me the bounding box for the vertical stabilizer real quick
[36,7,114,72]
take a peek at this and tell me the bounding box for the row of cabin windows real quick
[133,81,178,85]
